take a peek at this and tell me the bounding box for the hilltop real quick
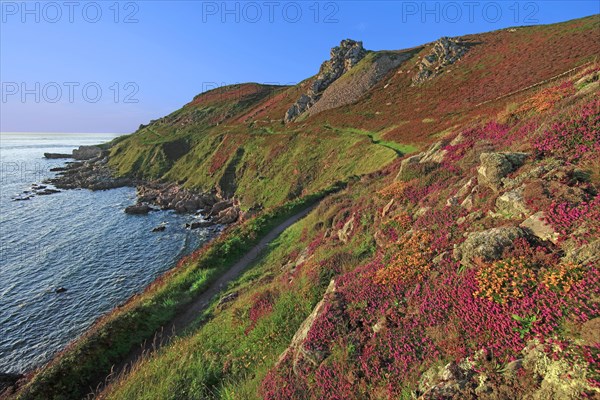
[5,15,600,400]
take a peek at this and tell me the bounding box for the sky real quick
[1,1,598,133]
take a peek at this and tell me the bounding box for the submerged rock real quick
[152,224,167,232]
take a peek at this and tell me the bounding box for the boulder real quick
[214,207,239,225]
[477,152,528,190]
[152,224,166,232]
[520,212,559,243]
[454,226,527,266]
[496,186,530,218]
[125,204,151,215]
[209,200,233,217]
[187,220,214,230]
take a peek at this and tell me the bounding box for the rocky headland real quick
[40,145,241,227]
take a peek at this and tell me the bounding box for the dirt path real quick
[94,204,317,397]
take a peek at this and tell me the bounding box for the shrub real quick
[474,257,537,304]
[540,262,586,293]
[374,231,433,285]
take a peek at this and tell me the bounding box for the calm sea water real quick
[0,132,214,374]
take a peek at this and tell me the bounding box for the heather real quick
[11,16,600,400]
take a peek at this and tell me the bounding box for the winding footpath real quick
[94,204,318,397]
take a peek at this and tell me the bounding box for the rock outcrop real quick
[305,51,409,118]
[277,280,337,376]
[395,141,446,181]
[285,39,367,122]
[46,155,133,191]
[44,145,103,161]
[495,186,530,217]
[136,182,218,214]
[412,37,469,85]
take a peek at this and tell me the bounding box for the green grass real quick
[328,125,418,155]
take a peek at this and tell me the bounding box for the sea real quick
[0,132,214,374]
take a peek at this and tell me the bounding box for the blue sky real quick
[1,1,598,133]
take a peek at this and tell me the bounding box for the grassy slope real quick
[103,62,600,400]
[100,16,600,400]
[11,15,600,400]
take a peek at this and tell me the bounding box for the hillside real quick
[6,15,600,400]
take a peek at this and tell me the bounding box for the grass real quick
[326,125,419,155]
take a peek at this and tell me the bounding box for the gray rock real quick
[563,239,600,265]
[72,145,102,160]
[496,186,530,218]
[209,200,233,217]
[477,152,528,190]
[520,212,559,243]
[412,37,469,85]
[454,226,527,266]
[214,207,239,225]
[187,220,214,230]
[44,152,73,159]
[337,216,355,243]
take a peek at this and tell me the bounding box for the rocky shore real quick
[40,146,241,227]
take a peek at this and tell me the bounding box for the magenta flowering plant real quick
[533,98,600,162]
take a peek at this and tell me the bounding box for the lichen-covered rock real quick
[477,152,529,190]
[416,356,479,399]
[412,37,469,85]
[496,186,530,217]
[563,239,600,265]
[521,340,598,399]
[454,226,527,266]
[521,211,559,243]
